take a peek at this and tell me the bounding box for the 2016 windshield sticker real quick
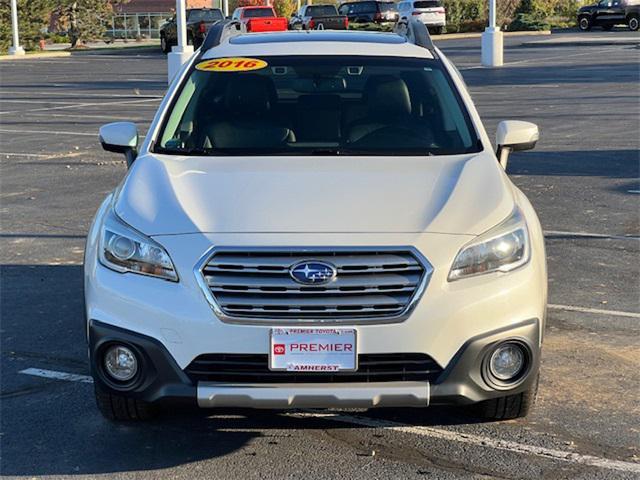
[196,58,268,72]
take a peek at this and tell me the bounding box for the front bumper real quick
[89,318,540,408]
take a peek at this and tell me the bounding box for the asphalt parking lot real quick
[1,31,639,479]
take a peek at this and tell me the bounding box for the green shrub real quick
[444,0,486,32]
[508,12,551,30]
[46,33,69,44]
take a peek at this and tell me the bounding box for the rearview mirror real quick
[496,120,539,170]
[99,122,139,168]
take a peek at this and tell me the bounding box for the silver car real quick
[398,0,446,34]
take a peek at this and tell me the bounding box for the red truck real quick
[231,6,289,32]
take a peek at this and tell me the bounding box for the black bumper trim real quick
[430,318,541,405]
[88,318,541,407]
[89,320,196,405]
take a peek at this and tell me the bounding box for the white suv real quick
[398,0,446,34]
[86,20,546,422]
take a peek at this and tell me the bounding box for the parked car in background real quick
[577,0,639,31]
[397,0,446,34]
[289,4,349,30]
[338,1,399,25]
[232,6,289,33]
[160,8,224,53]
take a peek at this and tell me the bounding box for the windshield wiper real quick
[154,146,213,156]
[310,148,436,156]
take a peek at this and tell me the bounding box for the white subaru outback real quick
[86,20,546,421]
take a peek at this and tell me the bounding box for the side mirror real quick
[99,122,138,168]
[496,120,539,170]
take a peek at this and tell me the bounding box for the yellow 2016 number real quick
[195,57,268,72]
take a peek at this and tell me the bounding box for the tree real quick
[0,0,54,52]
[272,0,296,18]
[55,0,113,48]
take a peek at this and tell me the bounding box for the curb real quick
[71,44,159,55]
[433,30,551,41]
[0,44,159,60]
[0,51,71,61]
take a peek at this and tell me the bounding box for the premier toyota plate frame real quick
[269,327,358,372]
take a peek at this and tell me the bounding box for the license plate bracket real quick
[269,328,357,372]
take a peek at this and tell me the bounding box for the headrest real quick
[223,74,276,115]
[364,76,411,117]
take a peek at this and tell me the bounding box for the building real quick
[108,0,222,39]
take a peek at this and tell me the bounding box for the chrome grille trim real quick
[194,247,433,325]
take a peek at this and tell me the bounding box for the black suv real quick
[577,0,639,31]
[338,1,399,24]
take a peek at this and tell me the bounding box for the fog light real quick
[489,342,525,381]
[103,345,138,382]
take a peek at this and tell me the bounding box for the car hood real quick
[115,153,515,236]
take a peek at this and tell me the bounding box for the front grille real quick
[198,248,431,323]
[185,353,443,384]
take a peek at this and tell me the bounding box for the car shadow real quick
[1,264,492,476]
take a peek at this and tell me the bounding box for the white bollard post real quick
[167,0,194,83]
[8,0,26,56]
[481,0,503,67]
[223,0,229,17]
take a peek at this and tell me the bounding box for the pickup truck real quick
[578,0,639,31]
[160,8,224,53]
[231,6,289,33]
[289,4,349,30]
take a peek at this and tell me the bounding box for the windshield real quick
[156,55,480,156]
[188,9,223,22]
[307,5,339,16]
[244,8,275,18]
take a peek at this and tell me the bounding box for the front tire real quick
[471,375,539,421]
[628,15,639,31]
[430,26,443,35]
[94,385,158,422]
[578,15,591,31]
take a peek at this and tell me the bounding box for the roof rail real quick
[200,20,241,53]
[393,18,436,54]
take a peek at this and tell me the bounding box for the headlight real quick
[99,206,178,281]
[448,207,530,281]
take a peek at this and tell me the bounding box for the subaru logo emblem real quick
[289,261,337,285]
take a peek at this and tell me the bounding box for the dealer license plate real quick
[269,328,357,372]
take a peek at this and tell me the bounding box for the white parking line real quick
[0,152,52,158]
[548,304,640,319]
[458,46,628,70]
[0,128,95,137]
[544,230,639,241]
[292,412,640,474]
[0,99,88,105]
[0,151,86,160]
[19,368,93,384]
[0,97,160,115]
[505,46,627,66]
[19,367,640,472]
[0,91,162,99]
